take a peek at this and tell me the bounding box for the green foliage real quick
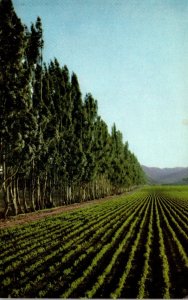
[0,0,145,216]
[0,187,188,298]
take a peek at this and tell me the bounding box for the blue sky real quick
[13,0,188,168]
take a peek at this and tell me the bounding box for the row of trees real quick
[0,0,145,217]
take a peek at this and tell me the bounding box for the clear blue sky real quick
[13,0,188,168]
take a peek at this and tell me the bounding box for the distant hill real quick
[142,165,188,184]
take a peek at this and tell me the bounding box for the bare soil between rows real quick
[0,193,126,229]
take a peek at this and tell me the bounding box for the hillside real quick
[142,165,188,184]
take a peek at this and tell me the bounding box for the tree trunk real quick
[66,185,72,204]
[45,178,54,208]
[30,178,36,212]
[15,177,23,214]
[2,158,10,218]
[91,181,95,200]
[3,183,10,218]
[82,185,86,202]
[22,179,28,213]
[36,176,41,210]
[10,181,18,216]
[41,173,47,209]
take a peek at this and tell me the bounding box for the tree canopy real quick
[0,0,145,217]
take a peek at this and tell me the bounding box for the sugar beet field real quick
[0,186,188,298]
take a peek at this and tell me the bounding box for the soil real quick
[0,194,123,229]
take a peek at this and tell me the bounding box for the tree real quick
[80,93,98,200]
[62,73,86,203]
[0,0,43,216]
[0,0,145,217]
[1,0,28,215]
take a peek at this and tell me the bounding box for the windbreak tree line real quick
[0,0,145,217]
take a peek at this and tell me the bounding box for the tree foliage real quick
[0,0,145,217]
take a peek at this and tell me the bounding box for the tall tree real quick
[0,0,28,215]
[64,73,86,203]
[0,0,43,216]
[0,0,145,217]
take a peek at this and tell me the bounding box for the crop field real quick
[0,186,188,298]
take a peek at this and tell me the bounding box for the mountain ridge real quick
[142,165,188,184]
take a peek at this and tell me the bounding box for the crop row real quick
[0,191,148,297]
[18,196,145,297]
[0,192,139,262]
[0,187,188,298]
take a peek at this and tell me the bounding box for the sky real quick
[13,0,188,168]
